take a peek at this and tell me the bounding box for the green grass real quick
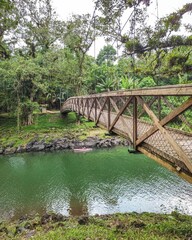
[0,112,106,148]
[1,212,192,240]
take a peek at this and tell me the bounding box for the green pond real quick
[0,147,192,220]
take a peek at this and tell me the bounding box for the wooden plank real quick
[109,97,132,132]
[136,96,192,173]
[136,97,192,145]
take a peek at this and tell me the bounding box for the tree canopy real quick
[0,0,191,128]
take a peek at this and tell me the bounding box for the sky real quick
[52,0,192,56]
[52,0,191,19]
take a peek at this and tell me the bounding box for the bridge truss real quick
[61,84,192,178]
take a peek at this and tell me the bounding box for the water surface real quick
[0,147,192,220]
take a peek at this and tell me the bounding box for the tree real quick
[96,0,192,84]
[0,0,18,59]
[96,0,150,43]
[96,45,116,65]
[62,14,98,95]
[14,0,63,57]
[123,4,192,56]
[87,62,118,93]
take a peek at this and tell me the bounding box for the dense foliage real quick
[0,0,191,127]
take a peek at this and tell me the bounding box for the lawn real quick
[0,112,105,148]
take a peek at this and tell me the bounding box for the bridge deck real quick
[61,84,192,177]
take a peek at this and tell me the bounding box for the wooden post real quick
[87,98,89,119]
[78,98,80,115]
[75,99,77,112]
[95,98,97,124]
[72,99,74,111]
[107,97,111,132]
[158,96,161,120]
[133,96,137,151]
[81,98,84,115]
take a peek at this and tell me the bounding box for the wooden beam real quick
[95,98,97,122]
[162,96,192,130]
[96,98,107,125]
[107,97,111,131]
[75,99,77,112]
[110,97,133,141]
[133,96,137,150]
[78,98,80,115]
[120,97,133,116]
[136,96,192,173]
[95,97,108,125]
[67,84,192,100]
[87,98,89,119]
[109,97,132,132]
[158,96,161,120]
[139,96,157,118]
[88,98,95,119]
[82,99,86,116]
[136,97,192,145]
[138,146,192,183]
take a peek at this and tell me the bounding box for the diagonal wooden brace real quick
[96,98,107,125]
[136,96,192,173]
[162,96,192,130]
[82,99,87,116]
[109,97,133,132]
[137,97,192,145]
[88,98,96,119]
[110,97,133,141]
[95,97,108,126]
[120,97,133,116]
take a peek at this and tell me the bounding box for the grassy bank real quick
[0,112,108,148]
[1,212,192,239]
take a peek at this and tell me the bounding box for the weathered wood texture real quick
[61,84,192,176]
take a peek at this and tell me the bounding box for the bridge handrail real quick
[67,84,192,99]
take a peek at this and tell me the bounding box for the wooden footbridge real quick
[61,84,192,178]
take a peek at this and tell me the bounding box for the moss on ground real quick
[0,212,192,240]
[0,112,108,148]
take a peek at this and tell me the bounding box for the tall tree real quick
[96,45,116,65]
[14,0,63,57]
[62,14,98,95]
[0,0,18,58]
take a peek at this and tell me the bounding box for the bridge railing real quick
[61,84,192,175]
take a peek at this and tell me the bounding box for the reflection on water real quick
[0,147,192,220]
[69,197,88,216]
